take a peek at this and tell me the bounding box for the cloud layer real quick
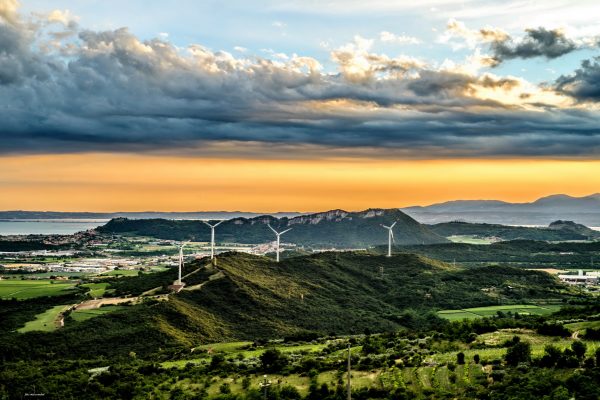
[0,3,599,158]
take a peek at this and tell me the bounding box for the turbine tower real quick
[381,221,397,257]
[177,241,189,285]
[202,220,224,259]
[267,224,292,262]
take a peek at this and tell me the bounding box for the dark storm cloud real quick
[555,57,600,101]
[490,27,577,65]
[0,8,599,158]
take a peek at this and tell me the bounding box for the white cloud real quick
[379,31,420,45]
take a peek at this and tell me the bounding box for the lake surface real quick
[0,219,109,235]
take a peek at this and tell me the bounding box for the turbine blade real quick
[390,221,397,228]
[280,228,292,235]
[382,224,390,229]
[267,223,278,234]
[202,221,212,227]
[214,220,224,227]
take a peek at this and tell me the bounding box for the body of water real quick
[0,219,109,235]
[0,219,598,236]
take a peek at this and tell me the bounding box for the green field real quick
[81,282,109,298]
[565,320,600,331]
[18,305,69,333]
[447,235,495,245]
[69,305,126,323]
[0,271,87,279]
[438,304,562,321]
[426,329,600,364]
[100,269,140,277]
[162,341,336,369]
[0,279,77,300]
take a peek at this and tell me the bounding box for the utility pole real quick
[260,375,271,400]
[347,343,352,400]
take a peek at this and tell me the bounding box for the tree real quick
[210,354,225,370]
[260,348,288,373]
[219,383,231,394]
[540,345,561,368]
[571,340,586,359]
[505,341,531,366]
[473,354,480,364]
[457,352,465,365]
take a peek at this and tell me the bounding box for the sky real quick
[1,0,599,211]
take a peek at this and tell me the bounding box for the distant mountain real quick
[403,194,600,226]
[0,211,302,220]
[96,208,448,247]
[428,220,600,242]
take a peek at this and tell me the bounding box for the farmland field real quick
[81,282,110,298]
[447,235,495,245]
[69,305,126,323]
[565,320,600,331]
[437,304,562,321]
[18,305,69,333]
[100,269,140,277]
[0,279,77,300]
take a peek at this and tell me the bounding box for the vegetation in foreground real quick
[0,250,597,399]
[1,305,600,399]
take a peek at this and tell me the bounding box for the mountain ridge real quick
[97,208,448,247]
[403,193,600,225]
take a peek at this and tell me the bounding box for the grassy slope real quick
[17,305,68,333]
[1,252,570,360]
[150,252,568,343]
[69,305,126,322]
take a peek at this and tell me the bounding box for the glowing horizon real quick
[1,153,598,212]
[1,1,599,212]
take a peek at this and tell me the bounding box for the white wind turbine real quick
[177,241,190,285]
[382,221,397,257]
[267,224,292,262]
[202,220,224,260]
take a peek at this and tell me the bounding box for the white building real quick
[558,270,599,286]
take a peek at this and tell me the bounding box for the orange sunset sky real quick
[2,1,600,212]
[1,154,598,212]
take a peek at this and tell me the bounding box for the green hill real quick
[429,220,600,242]
[96,208,448,247]
[393,240,600,268]
[1,251,569,361]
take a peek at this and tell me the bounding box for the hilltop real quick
[96,208,448,247]
[428,220,600,242]
[1,251,569,360]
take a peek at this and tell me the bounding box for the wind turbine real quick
[267,224,292,262]
[202,220,224,259]
[381,221,397,258]
[177,241,189,285]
